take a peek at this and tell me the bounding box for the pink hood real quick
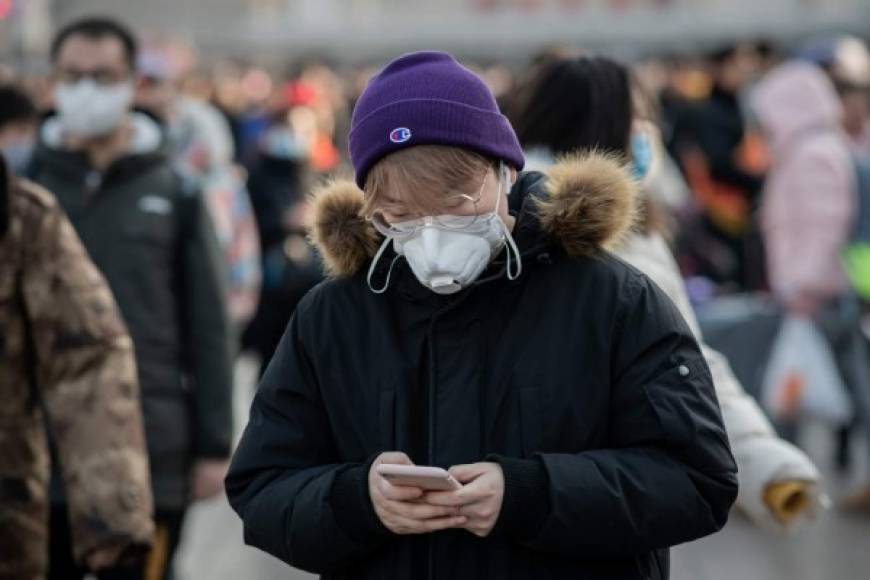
[751,62,843,154]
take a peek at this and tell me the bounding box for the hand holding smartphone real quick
[368,453,467,535]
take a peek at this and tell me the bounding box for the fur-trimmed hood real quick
[308,151,639,278]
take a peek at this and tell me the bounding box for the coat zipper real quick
[427,315,439,580]
[425,291,477,580]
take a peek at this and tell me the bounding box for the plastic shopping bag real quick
[761,316,853,425]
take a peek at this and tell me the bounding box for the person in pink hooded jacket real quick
[752,61,855,316]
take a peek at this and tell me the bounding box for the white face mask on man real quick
[54,78,134,138]
[367,163,522,295]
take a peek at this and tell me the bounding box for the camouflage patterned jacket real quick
[0,163,154,580]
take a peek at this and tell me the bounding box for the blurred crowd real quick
[8,35,870,312]
[2,12,870,580]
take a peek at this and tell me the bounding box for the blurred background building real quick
[2,0,870,68]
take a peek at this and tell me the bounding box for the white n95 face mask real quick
[54,79,134,138]
[367,163,522,295]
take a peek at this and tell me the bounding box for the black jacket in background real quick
[247,152,308,250]
[243,152,322,371]
[31,113,234,509]
[690,85,763,196]
[226,155,738,579]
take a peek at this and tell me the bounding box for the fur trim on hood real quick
[533,151,639,259]
[308,151,639,278]
[308,180,381,277]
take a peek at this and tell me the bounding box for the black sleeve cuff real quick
[487,455,550,540]
[330,455,390,543]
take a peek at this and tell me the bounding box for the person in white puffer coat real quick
[511,54,823,530]
[617,232,822,529]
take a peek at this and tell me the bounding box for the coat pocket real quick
[379,390,396,450]
[643,357,724,448]
[519,388,543,457]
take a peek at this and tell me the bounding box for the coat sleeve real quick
[177,188,235,459]
[618,233,821,528]
[490,273,738,556]
[225,300,390,574]
[20,186,154,562]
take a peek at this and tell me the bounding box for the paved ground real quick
[173,357,870,580]
[671,427,870,580]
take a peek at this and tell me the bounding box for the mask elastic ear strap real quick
[367,237,400,294]
[504,227,523,281]
[500,161,522,281]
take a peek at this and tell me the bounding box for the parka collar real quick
[308,151,639,281]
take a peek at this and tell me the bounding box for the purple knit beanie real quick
[349,51,525,189]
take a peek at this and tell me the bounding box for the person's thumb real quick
[378,451,413,465]
[449,463,488,483]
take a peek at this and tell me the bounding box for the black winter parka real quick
[226,153,738,580]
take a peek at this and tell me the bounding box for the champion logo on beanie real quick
[389,127,412,143]
[349,51,524,188]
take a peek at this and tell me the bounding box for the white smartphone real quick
[376,464,461,491]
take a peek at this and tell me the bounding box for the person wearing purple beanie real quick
[226,51,737,580]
